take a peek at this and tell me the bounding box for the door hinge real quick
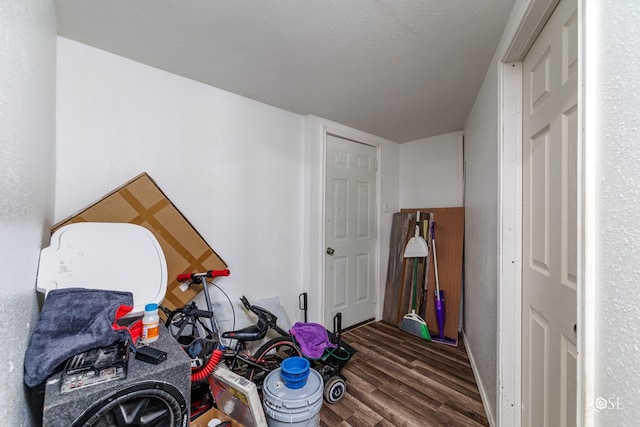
[375,160,379,171]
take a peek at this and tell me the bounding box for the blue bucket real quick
[280,357,310,389]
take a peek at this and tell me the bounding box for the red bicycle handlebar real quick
[176,269,230,282]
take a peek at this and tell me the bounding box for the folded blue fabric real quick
[24,288,134,388]
[290,322,336,359]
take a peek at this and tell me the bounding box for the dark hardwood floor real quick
[319,321,489,426]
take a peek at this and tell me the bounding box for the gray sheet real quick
[24,288,134,387]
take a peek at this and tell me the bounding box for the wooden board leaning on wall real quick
[383,207,464,345]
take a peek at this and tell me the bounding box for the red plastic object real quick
[191,348,224,383]
[176,269,230,282]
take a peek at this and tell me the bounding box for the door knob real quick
[326,247,335,255]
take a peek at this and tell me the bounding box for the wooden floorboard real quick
[320,321,489,426]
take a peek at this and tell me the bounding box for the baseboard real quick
[343,317,375,333]
[463,330,496,427]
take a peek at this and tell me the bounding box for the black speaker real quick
[42,326,191,427]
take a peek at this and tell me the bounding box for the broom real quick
[399,212,431,341]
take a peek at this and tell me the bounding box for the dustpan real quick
[404,212,429,258]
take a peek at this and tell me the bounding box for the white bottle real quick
[141,303,160,343]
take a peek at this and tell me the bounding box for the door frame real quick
[305,116,383,328]
[498,0,587,426]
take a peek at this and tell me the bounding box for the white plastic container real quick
[142,303,160,343]
[36,222,167,316]
[263,368,323,427]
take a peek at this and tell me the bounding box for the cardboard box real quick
[52,172,227,312]
[190,407,246,427]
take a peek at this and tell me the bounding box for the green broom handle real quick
[412,257,418,310]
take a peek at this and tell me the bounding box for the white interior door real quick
[324,134,377,329]
[522,0,578,425]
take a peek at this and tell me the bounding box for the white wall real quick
[463,56,499,424]
[56,38,307,322]
[464,2,555,424]
[399,131,464,209]
[586,1,640,424]
[0,2,57,425]
[56,38,402,330]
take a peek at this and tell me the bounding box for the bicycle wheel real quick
[246,337,302,388]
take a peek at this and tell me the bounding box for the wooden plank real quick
[382,212,413,324]
[414,256,427,318]
[397,255,413,324]
[402,207,464,344]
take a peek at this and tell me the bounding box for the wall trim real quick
[577,1,591,424]
[305,115,386,326]
[464,330,496,427]
[497,60,523,427]
[503,0,561,62]
[497,1,559,426]
[457,133,465,207]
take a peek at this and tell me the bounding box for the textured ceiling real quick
[53,0,515,143]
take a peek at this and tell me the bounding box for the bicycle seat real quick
[222,325,267,342]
